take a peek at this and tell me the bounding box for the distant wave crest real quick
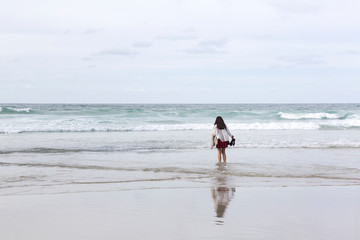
[278,112,342,120]
[1,120,360,134]
[0,107,33,114]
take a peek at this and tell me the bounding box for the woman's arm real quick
[226,127,234,139]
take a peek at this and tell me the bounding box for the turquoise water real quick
[1,104,360,152]
[1,104,360,133]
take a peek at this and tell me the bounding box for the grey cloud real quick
[8,58,19,63]
[83,28,105,34]
[182,28,196,33]
[183,38,228,54]
[156,30,197,41]
[0,78,30,83]
[157,35,197,41]
[198,38,228,47]
[133,41,153,48]
[343,50,360,55]
[268,0,322,14]
[183,46,226,54]
[249,34,272,40]
[275,55,326,66]
[124,87,180,93]
[92,49,138,56]
[156,29,197,41]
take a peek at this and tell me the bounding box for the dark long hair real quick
[214,116,227,130]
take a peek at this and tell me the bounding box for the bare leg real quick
[217,148,222,163]
[221,148,226,163]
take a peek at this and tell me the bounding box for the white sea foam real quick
[0,123,211,133]
[3,120,360,134]
[278,112,340,120]
[8,107,32,113]
[0,107,32,113]
[327,139,360,148]
[228,122,320,130]
[237,140,360,149]
[0,122,322,133]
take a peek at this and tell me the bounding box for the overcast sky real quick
[1,0,359,103]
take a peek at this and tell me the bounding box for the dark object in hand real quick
[229,138,235,146]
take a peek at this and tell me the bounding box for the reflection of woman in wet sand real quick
[211,186,235,218]
[211,168,236,221]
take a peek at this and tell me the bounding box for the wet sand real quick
[1,186,359,240]
[1,146,359,240]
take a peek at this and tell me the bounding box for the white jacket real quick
[210,125,233,149]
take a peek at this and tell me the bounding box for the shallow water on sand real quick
[1,147,359,196]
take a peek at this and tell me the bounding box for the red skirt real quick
[216,139,228,148]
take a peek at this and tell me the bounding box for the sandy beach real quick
[1,186,359,240]
[1,146,360,240]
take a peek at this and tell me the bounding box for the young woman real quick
[213,116,234,164]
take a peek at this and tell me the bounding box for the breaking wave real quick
[1,121,360,134]
[278,112,345,120]
[0,107,34,114]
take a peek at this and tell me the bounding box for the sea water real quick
[1,104,360,195]
[1,104,360,133]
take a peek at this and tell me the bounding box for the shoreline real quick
[1,147,360,196]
